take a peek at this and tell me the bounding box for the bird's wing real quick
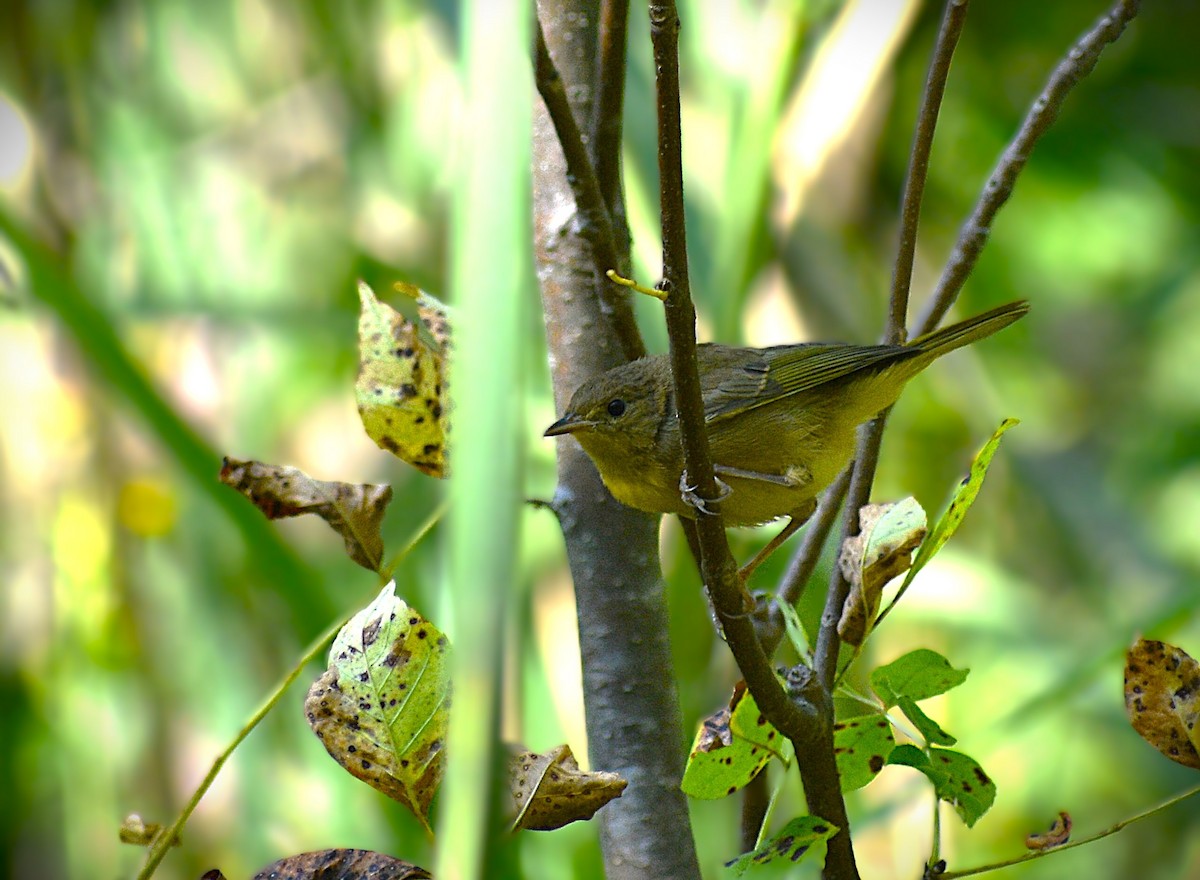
[704,342,915,423]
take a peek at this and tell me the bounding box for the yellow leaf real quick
[356,280,449,478]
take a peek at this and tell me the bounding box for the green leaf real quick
[898,696,957,746]
[902,419,1018,587]
[832,714,895,791]
[777,597,811,659]
[682,688,786,799]
[723,815,839,876]
[870,649,969,708]
[304,582,451,832]
[887,746,995,828]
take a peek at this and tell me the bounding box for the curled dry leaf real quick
[305,583,451,831]
[244,849,430,880]
[1025,810,1072,851]
[356,280,450,478]
[508,744,627,831]
[1124,637,1200,770]
[838,498,926,646]
[219,458,391,572]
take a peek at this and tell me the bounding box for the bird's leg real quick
[738,497,818,584]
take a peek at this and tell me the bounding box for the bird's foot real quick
[679,470,732,516]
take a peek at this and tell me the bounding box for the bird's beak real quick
[545,412,591,437]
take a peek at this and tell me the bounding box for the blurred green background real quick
[1,1,1198,878]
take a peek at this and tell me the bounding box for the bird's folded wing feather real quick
[704,342,916,422]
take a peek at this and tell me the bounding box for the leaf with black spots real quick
[356,280,449,478]
[887,745,995,827]
[508,744,627,831]
[723,815,839,876]
[833,713,895,791]
[682,683,789,799]
[304,583,450,831]
[247,849,429,879]
[219,458,392,572]
[1124,638,1200,770]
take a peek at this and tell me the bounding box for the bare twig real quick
[814,0,970,692]
[889,0,971,343]
[780,1,969,668]
[593,0,631,223]
[534,13,645,361]
[647,3,859,878]
[918,0,1142,335]
[940,783,1200,878]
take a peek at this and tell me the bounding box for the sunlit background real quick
[2,1,1198,878]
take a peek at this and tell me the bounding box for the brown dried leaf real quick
[248,849,429,879]
[508,744,627,831]
[1025,811,1072,851]
[838,499,926,645]
[1124,637,1200,770]
[219,458,391,572]
[356,280,449,478]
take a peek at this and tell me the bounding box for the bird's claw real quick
[679,471,732,516]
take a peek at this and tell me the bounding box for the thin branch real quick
[814,0,969,691]
[593,0,631,219]
[918,0,1142,335]
[940,783,1200,879]
[889,0,970,344]
[781,0,968,667]
[647,3,858,878]
[533,13,645,361]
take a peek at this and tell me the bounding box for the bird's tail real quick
[908,300,1030,362]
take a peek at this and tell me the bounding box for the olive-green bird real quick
[545,301,1028,541]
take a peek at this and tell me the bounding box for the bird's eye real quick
[606,399,627,418]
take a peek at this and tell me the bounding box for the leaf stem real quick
[136,617,344,879]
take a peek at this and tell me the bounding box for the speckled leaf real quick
[248,849,430,879]
[870,649,969,709]
[838,498,926,646]
[887,745,995,827]
[219,458,391,572]
[832,713,895,791]
[356,280,449,478]
[1124,638,1200,770]
[682,684,787,799]
[903,419,1018,589]
[723,815,838,876]
[508,744,627,831]
[304,583,450,831]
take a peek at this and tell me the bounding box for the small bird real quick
[545,301,1028,570]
